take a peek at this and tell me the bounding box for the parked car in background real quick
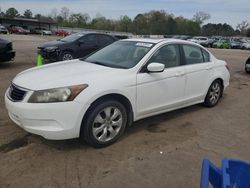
[241,39,250,50]
[32,28,52,35]
[0,38,15,63]
[38,32,118,62]
[55,30,70,37]
[188,37,213,48]
[8,25,30,35]
[0,24,8,34]
[6,39,230,147]
[245,58,250,74]
[213,39,231,49]
[230,38,243,49]
[171,35,192,40]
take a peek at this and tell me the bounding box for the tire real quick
[60,51,74,61]
[245,67,250,74]
[204,80,223,107]
[82,100,127,148]
[246,63,250,74]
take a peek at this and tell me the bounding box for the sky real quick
[0,0,249,27]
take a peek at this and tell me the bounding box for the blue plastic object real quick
[200,158,250,188]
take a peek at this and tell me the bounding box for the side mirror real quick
[147,63,165,73]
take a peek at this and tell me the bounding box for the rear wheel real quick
[204,80,223,107]
[246,61,250,74]
[82,100,127,148]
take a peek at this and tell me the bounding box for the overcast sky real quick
[0,0,249,27]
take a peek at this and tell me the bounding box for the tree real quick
[60,7,70,20]
[133,14,148,34]
[166,17,177,35]
[5,7,19,18]
[50,8,58,19]
[23,9,33,18]
[34,14,41,19]
[246,28,250,37]
[118,15,132,32]
[236,20,249,34]
[69,13,90,27]
[202,23,235,36]
[0,7,4,17]
[193,11,211,25]
[147,10,169,35]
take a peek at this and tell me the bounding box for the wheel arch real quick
[208,77,224,97]
[246,58,250,64]
[80,93,134,136]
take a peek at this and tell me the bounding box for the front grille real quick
[8,84,27,102]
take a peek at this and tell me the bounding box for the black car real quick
[38,32,118,63]
[0,38,15,63]
[246,58,250,74]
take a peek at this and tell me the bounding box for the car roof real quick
[122,38,197,45]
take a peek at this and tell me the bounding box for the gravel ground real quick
[0,34,250,188]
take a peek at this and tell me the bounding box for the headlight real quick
[28,84,88,103]
[45,46,59,52]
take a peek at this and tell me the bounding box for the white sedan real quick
[5,39,230,147]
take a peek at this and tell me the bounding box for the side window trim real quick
[200,48,205,62]
[139,43,183,73]
[201,48,211,63]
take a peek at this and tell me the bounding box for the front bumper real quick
[5,88,89,140]
[38,49,60,63]
[0,51,15,62]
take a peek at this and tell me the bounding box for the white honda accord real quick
[5,39,230,147]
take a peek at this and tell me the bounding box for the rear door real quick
[181,44,214,102]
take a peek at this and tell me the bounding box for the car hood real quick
[38,40,69,48]
[13,60,124,90]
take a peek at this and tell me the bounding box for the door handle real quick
[175,71,185,77]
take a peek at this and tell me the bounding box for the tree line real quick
[1,7,250,37]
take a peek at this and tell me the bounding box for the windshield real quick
[60,33,85,42]
[82,41,154,69]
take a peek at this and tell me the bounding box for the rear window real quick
[182,45,204,65]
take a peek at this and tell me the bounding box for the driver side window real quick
[148,44,181,68]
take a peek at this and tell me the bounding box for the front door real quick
[136,44,186,118]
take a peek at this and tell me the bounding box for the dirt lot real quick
[0,34,250,188]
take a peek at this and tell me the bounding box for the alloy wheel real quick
[62,53,73,60]
[92,106,123,142]
[208,82,221,105]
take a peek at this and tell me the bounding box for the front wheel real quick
[60,51,74,61]
[204,80,223,107]
[82,100,127,148]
